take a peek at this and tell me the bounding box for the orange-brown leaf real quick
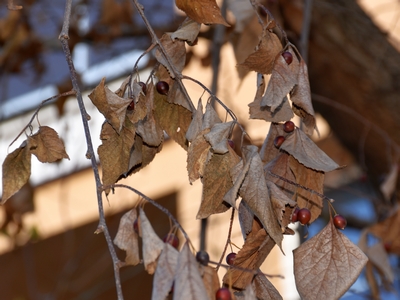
[113,209,140,266]
[155,34,187,77]
[293,221,368,300]
[171,17,201,44]
[29,126,69,163]
[252,274,282,300]
[1,141,31,204]
[175,0,230,26]
[200,265,220,300]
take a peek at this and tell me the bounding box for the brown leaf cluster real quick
[175,0,230,26]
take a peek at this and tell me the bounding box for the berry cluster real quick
[274,120,295,149]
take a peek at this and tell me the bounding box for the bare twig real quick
[299,0,313,63]
[59,1,123,299]
[132,0,196,113]
[8,90,76,148]
[216,208,235,272]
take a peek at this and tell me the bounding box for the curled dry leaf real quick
[239,29,282,75]
[293,221,368,300]
[261,54,298,112]
[175,0,230,26]
[98,118,135,192]
[238,200,255,238]
[187,128,211,183]
[88,77,133,132]
[281,129,339,172]
[151,243,179,300]
[153,87,192,150]
[170,17,201,44]
[167,81,193,112]
[204,121,235,154]
[259,123,286,165]
[252,274,282,300]
[113,209,140,266]
[173,242,209,300]
[29,126,69,163]
[1,141,31,204]
[267,181,296,231]
[196,146,240,219]
[249,94,294,122]
[139,208,165,275]
[155,33,186,78]
[202,101,222,130]
[186,99,203,142]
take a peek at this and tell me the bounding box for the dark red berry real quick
[297,208,311,225]
[138,81,147,94]
[156,81,169,95]
[258,6,268,17]
[127,100,135,111]
[216,287,232,300]
[196,250,210,266]
[283,121,295,133]
[133,219,139,234]
[333,214,347,230]
[227,139,235,150]
[163,233,179,249]
[384,242,391,252]
[282,51,293,65]
[226,252,236,265]
[291,207,300,223]
[274,136,285,148]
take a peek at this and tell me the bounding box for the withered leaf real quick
[379,163,398,202]
[197,147,240,219]
[240,29,282,75]
[29,126,69,163]
[261,54,298,112]
[98,118,135,191]
[293,221,368,300]
[223,222,275,289]
[249,95,294,123]
[175,0,230,26]
[151,243,179,300]
[173,242,209,300]
[202,101,221,130]
[186,99,203,142]
[237,145,283,248]
[364,241,394,284]
[88,78,132,132]
[167,81,194,112]
[204,121,235,154]
[281,129,339,172]
[227,0,254,33]
[259,123,286,165]
[289,156,324,223]
[200,265,220,300]
[1,141,31,204]
[238,200,255,238]
[154,88,192,150]
[171,17,201,44]
[113,208,140,266]
[139,208,165,275]
[253,274,282,300]
[267,181,296,231]
[155,33,186,77]
[187,128,211,183]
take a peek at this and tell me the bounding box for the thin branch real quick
[111,184,190,241]
[8,90,76,148]
[216,208,235,272]
[59,1,123,299]
[132,0,196,113]
[299,0,313,63]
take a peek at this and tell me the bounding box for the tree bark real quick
[280,0,400,212]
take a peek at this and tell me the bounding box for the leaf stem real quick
[216,208,235,272]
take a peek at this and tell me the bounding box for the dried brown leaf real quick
[155,33,187,77]
[186,99,203,142]
[167,81,193,112]
[380,163,398,202]
[154,88,192,150]
[293,221,368,300]
[139,208,165,275]
[173,242,209,300]
[98,118,135,191]
[238,145,283,248]
[88,78,132,132]
[259,123,285,165]
[171,17,201,44]
[249,94,294,122]
[204,121,234,154]
[227,0,254,33]
[267,181,296,231]
[1,141,31,204]
[238,201,255,238]
[289,156,324,223]
[281,129,339,172]
[365,241,394,284]
[240,29,282,75]
[29,126,69,163]
[152,243,179,300]
[200,265,220,300]
[113,209,140,266]
[175,0,230,26]
[252,274,282,300]
[197,147,240,219]
[187,128,211,183]
[202,101,221,130]
[261,54,297,112]
[223,223,275,289]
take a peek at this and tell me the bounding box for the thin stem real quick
[299,0,313,63]
[59,1,123,299]
[210,260,284,279]
[132,0,196,113]
[216,208,235,272]
[111,184,190,241]
[8,90,76,148]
